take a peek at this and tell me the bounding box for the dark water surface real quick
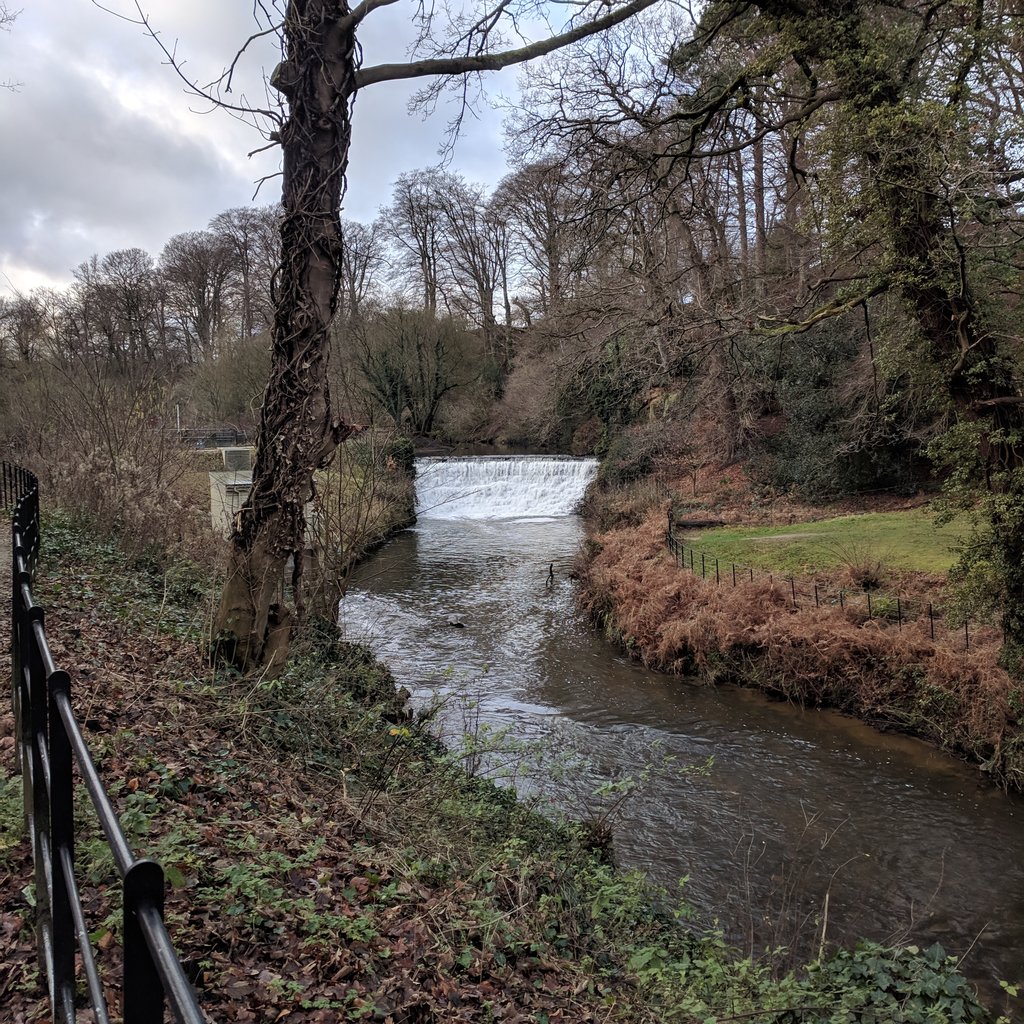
[343,515,1024,1004]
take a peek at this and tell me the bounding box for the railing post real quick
[48,670,76,1023]
[123,860,166,1024]
[28,607,52,983]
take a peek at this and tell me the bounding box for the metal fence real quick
[6,463,206,1023]
[665,520,988,652]
[176,427,250,449]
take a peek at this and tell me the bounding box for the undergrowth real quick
[0,513,1010,1022]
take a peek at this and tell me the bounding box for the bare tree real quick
[1,3,20,91]
[351,303,473,433]
[160,230,238,362]
[381,170,447,314]
[124,0,670,670]
[493,158,596,316]
[0,291,44,361]
[338,218,386,323]
[209,205,282,338]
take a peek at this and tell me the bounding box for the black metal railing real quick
[665,516,990,652]
[6,463,206,1024]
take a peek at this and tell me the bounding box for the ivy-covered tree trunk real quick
[213,0,358,671]
[752,0,1024,676]
[852,54,1024,679]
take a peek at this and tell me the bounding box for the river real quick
[341,456,1024,1006]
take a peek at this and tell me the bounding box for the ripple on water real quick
[344,514,1024,1005]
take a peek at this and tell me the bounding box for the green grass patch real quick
[682,510,965,576]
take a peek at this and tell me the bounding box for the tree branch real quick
[354,0,664,89]
[338,0,402,33]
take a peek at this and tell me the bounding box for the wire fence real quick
[6,462,206,1024]
[665,517,992,653]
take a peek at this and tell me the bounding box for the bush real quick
[747,321,918,500]
[808,941,990,1023]
[600,424,667,487]
[349,431,416,477]
[0,357,218,565]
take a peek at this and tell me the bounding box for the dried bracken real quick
[578,511,1023,791]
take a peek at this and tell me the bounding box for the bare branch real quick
[338,0,402,32]
[354,0,666,89]
[92,1,282,129]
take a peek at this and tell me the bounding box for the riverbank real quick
[576,507,1024,794]
[0,515,1005,1022]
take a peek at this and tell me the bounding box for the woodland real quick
[4,0,1024,672]
[4,2,1024,1020]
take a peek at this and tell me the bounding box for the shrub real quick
[599,423,668,487]
[747,321,918,500]
[808,941,990,1023]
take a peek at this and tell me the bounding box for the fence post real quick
[701,552,706,578]
[48,670,75,1022]
[715,558,720,584]
[814,584,819,607]
[123,860,166,1024]
[839,590,845,610]
[689,549,694,571]
[867,593,873,619]
[790,577,797,608]
[732,563,737,586]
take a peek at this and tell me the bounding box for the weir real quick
[415,455,598,520]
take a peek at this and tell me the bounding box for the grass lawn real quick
[679,510,966,576]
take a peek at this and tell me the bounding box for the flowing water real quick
[342,455,1024,1004]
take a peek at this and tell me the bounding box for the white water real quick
[415,455,598,520]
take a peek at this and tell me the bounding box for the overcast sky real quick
[0,1,518,296]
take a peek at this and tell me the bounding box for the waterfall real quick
[415,455,599,520]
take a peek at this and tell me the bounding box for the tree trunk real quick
[213,0,358,671]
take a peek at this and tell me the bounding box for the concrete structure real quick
[209,471,252,537]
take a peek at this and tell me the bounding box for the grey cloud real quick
[0,44,265,282]
[0,1,516,290]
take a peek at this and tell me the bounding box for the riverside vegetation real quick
[0,510,1013,1022]
[575,443,1024,797]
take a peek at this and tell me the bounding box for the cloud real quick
[0,49,258,281]
[0,0,516,295]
